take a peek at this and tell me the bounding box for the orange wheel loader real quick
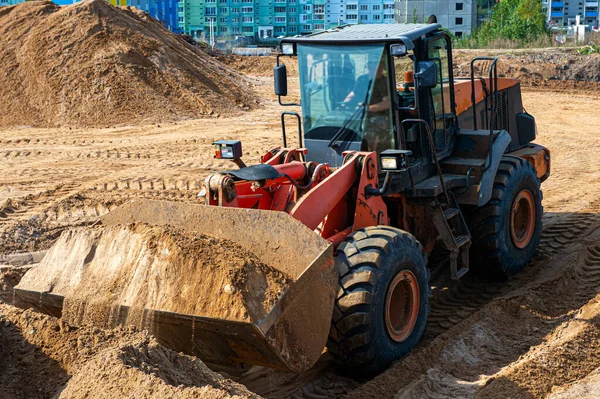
[14,24,550,375]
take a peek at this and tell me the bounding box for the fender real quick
[455,129,512,206]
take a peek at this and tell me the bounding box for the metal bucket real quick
[14,200,336,373]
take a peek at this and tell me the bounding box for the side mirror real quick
[414,61,438,89]
[274,64,288,96]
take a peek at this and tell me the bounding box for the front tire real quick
[327,226,429,376]
[467,156,543,279]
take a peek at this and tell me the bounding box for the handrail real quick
[401,119,449,204]
[281,111,302,148]
[469,56,499,171]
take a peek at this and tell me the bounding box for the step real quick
[455,235,471,249]
[441,157,486,176]
[443,207,460,220]
[411,174,470,198]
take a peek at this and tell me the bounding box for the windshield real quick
[297,44,394,153]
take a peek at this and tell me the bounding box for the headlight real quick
[379,149,413,172]
[213,140,242,160]
[390,44,407,57]
[381,157,398,170]
[281,43,295,55]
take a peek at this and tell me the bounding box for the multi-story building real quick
[394,0,477,37]
[328,0,396,26]
[543,0,599,28]
[179,0,396,41]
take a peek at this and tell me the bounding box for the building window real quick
[456,2,463,11]
[232,26,240,32]
[383,3,393,9]
[232,17,239,22]
[346,4,357,10]
[219,17,227,22]
[241,6,253,13]
[314,4,324,13]
[289,7,296,12]
[289,16,297,22]
[206,7,216,15]
[242,26,253,32]
[360,4,367,10]
[360,14,368,20]
[242,16,253,22]
[347,14,357,20]
[289,27,297,32]
[205,0,215,3]
[275,26,285,33]
[455,17,463,25]
[178,16,184,22]
[373,14,381,20]
[274,16,286,22]
[303,5,311,11]
[220,27,228,33]
[455,31,463,37]
[219,7,227,13]
[301,14,309,21]
[384,14,393,19]
[373,4,380,10]
[314,23,325,30]
[231,8,239,13]
[275,6,286,12]
[302,24,312,31]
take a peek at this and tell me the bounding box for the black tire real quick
[327,226,429,376]
[467,156,543,279]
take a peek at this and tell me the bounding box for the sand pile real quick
[0,0,258,128]
[0,303,259,398]
[16,223,292,326]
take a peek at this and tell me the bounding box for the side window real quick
[427,36,453,149]
[427,36,451,117]
[393,55,415,109]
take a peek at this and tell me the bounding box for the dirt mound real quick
[16,223,292,325]
[453,49,600,91]
[0,0,258,128]
[0,303,259,398]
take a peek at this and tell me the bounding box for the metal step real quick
[443,207,460,220]
[455,235,470,248]
[411,174,472,198]
[440,157,486,176]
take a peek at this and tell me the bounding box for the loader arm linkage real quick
[202,149,389,247]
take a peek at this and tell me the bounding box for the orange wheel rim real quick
[385,270,420,343]
[510,189,535,249]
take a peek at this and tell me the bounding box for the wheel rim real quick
[510,189,535,249]
[384,270,420,343]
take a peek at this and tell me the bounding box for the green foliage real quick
[454,0,550,49]
[411,5,418,24]
[578,44,600,54]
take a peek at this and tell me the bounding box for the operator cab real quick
[275,24,453,168]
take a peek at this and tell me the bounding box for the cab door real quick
[424,34,457,159]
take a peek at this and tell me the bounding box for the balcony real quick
[585,2,598,7]
[552,2,564,7]
[550,11,564,17]
[586,10,599,16]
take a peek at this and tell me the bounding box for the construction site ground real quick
[1,50,600,398]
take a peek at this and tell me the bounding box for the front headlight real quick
[381,157,398,170]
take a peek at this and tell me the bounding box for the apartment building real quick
[178,0,396,41]
[394,0,477,36]
[543,0,599,28]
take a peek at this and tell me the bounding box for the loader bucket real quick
[14,200,336,373]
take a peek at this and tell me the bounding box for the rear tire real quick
[467,156,543,279]
[327,226,429,376]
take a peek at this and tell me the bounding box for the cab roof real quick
[280,23,442,50]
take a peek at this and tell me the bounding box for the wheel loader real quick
[14,24,550,375]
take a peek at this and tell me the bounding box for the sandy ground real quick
[1,62,600,398]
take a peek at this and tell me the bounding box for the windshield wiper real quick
[328,79,372,148]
